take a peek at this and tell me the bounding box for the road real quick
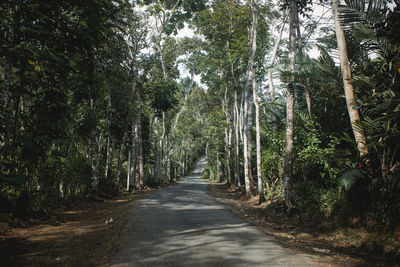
[111,157,318,266]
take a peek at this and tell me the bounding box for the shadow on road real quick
[111,157,317,266]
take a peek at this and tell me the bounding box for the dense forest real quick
[1,0,399,243]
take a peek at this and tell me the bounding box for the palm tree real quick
[332,0,368,157]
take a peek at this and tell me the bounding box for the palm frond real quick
[353,116,381,137]
[339,0,397,56]
[296,110,311,123]
[338,167,367,191]
[313,46,342,84]
[340,0,385,27]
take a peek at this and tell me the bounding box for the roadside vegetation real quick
[1,0,399,264]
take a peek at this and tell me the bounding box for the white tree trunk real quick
[137,115,144,188]
[284,0,297,212]
[224,87,232,184]
[116,130,128,184]
[332,0,368,157]
[268,12,287,99]
[252,73,264,203]
[243,0,258,196]
[105,92,113,180]
[234,92,241,187]
[154,116,161,183]
[130,120,138,189]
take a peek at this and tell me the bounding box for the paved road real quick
[111,157,318,266]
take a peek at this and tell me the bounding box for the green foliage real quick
[337,167,367,191]
[144,78,178,115]
[61,153,92,199]
[261,129,285,185]
[294,117,340,186]
[0,0,138,208]
[0,0,398,231]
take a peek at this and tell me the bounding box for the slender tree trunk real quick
[88,47,99,191]
[243,0,258,196]
[154,116,161,183]
[268,11,287,99]
[284,0,297,212]
[249,0,264,203]
[253,73,264,203]
[137,113,144,188]
[295,18,312,115]
[234,91,241,187]
[105,137,114,180]
[228,124,233,185]
[116,52,139,184]
[171,84,190,134]
[305,87,312,116]
[243,95,251,194]
[218,153,224,183]
[157,33,168,78]
[130,120,138,189]
[184,153,188,176]
[180,149,184,177]
[224,87,232,185]
[127,151,131,190]
[105,91,113,180]
[90,124,99,190]
[116,130,128,184]
[239,96,244,142]
[333,0,368,157]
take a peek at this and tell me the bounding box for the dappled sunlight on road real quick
[111,157,317,267]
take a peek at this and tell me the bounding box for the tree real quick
[283,0,298,212]
[332,0,368,157]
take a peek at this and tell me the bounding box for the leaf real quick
[338,168,366,191]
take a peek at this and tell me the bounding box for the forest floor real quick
[0,188,158,266]
[209,181,400,267]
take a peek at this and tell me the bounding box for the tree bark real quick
[116,130,128,184]
[88,47,99,191]
[295,17,312,115]
[137,113,144,188]
[243,0,258,196]
[154,116,161,183]
[284,0,297,212]
[268,11,287,99]
[105,91,113,180]
[234,92,241,187]
[305,86,312,116]
[228,123,233,184]
[130,120,138,189]
[253,70,264,203]
[115,43,140,184]
[224,87,232,185]
[332,0,368,157]
[161,112,167,183]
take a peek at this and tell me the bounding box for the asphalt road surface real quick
[111,157,318,266]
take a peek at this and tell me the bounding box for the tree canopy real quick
[0,0,399,240]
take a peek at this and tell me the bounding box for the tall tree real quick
[283,0,298,212]
[332,0,368,157]
[243,0,259,196]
